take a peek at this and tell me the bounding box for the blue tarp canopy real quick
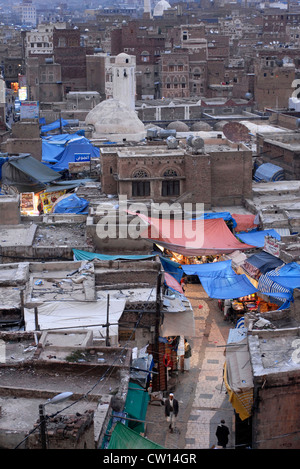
[0,156,9,179]
[42,134,91,163]
[45,142,100,171]
[182,260,233,276]
[236,229,281,248]
[42,140,65,163]
[53,193,89,214]
[159,256,183,283]
[199,268,258,299]
[257,266,293,307]
[244,251,284,275]
[268,262,300,289]
[194,212,237,228]
[254,163,284,182]
[73,248,155,262]
[182,261,257,299]
[41,118,70,133]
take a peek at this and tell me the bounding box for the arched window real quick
[141,51,150,63]
[163,169,178,177]
[133,169,149,178]
[162,169,180,196]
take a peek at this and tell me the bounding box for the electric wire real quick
[13,285,156,449]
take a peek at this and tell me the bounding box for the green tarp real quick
[107,423,164,450]
[1,154,61,193]
[73,248,156,262]
[8,154,61,184]
[124,382,150,434]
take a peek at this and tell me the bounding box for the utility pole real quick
[106,294,110,347]
[155,272,162,389]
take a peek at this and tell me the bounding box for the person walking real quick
[184,339,192,371]
[215,419,230,448]
[165,393,179,433]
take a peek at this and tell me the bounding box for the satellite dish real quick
[222,122,251,144]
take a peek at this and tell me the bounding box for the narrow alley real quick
[145,282,234,450]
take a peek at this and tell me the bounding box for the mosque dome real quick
[85,98,145,142]
[214,120,229,131]
[167,121,189,132]
[190,121,212,131]
[153,0,171,17]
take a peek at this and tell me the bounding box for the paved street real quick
[145,283,234,450]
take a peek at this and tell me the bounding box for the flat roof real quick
[248,330,300,379]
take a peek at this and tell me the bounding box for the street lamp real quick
[39,392,73,449]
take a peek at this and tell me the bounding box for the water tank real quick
[166,136,178,149]
[187,135,205,151]
[158,129,177,138]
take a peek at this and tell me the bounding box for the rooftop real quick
[248,328,300,380]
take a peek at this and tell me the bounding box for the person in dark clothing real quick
[216,420,230,448]
[165,393,179,433]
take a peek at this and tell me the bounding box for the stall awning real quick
[46,141,100,172]
[193,211,237,228]
[73,248,156,262]
[140,216,254,256]
[199,269,258,299]
[224,337,253,421]
[182,260,233,276]
[124,382,150,434]
[242,251,284,279]
[231,213,258,233]
[159,256,183,283]
[268,262,300,290]
[161,296,195,336]
[164,272,184,294]
[107,422,164,450]
[1,154,61,192]
[25,299,126,338]
[236,229,280,248]
[257,266,293,305]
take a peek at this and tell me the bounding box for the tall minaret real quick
[144,0,152,18]
[112,53,136,111]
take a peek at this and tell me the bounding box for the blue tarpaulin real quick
[194,212,237,228]
[257,266,293,306]
[159,256,183,283]
[199,269,258,299]
[182,260,233,276]
[45,142,100,172]
[73,249,155,262]
[0,156,9,179]
[42,141,65,163]
[41,118,70,133]
[254,163,284,182]
[236,229,281,248]
[268,262,300,290]
[244,251,284,275]
[53,194,89,214]
[42,134,91,163]
[182,262,257,299]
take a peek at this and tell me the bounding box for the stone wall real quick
[252,375,300,449]
[28,410,95,449]
[0,194,20,225]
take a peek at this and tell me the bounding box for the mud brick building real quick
[53,28,87,94]
[100,139,252,207]
[110,20,166,99]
